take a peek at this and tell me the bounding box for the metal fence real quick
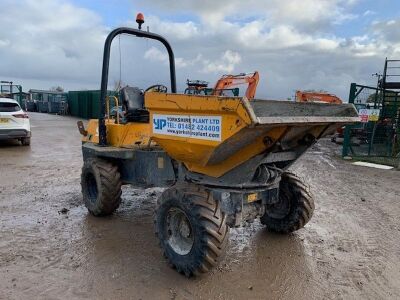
[342,83,400,167]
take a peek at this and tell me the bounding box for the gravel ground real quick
[1,112,399,300]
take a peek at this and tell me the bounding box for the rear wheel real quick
[81,158,122,216]
[154,184,229,277]
[260,172,314,233]
[21,137,30,146]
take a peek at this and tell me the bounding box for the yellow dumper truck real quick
[78,23,359,277]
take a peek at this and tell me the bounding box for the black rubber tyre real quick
[21,137,30,146]
[260,172,314,233]
[154,184,229,277]
[81,158,122,216]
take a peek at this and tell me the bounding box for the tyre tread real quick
[260,172,314,233]
[81,158,122,216]
[154,183,229,277]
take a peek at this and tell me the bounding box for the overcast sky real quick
[1,0,399,100]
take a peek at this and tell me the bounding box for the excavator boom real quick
[295,90,342,104]
[212,71,259,99]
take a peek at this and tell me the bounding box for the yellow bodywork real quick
[146,93,287,177]
[83,93,286,177]
[83,95,152,147]
[83,92,360,178]
[83,119,152,147]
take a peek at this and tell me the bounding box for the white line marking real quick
[352,161,393,170]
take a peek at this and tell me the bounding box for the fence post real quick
[342,83,357,157]
[348,83,357,104]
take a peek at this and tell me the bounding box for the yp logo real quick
[153,118,167,130]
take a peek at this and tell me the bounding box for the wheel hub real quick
[265,190,291,219]
[86,172,98,204]
[179,219,191,238]
[166,208,193,255]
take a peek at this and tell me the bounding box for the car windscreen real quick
[0,102,21,112]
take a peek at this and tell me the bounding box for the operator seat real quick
[120,86,149,123]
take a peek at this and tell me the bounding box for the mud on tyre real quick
[81,158,122,216]
[260,172,314,233]
[154,184,229,277]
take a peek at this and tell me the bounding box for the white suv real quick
[0,98,31,146]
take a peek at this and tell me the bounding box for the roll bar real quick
[98,27,177,146]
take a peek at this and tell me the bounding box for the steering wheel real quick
[145,84,168,93]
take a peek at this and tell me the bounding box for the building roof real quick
[11,91,30,96]
[28,89,66,94]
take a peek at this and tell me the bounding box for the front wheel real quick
[154,184,229,277]
[81,158,122,216]
[260,172,314,233]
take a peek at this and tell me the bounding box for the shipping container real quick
[67,90,117,119]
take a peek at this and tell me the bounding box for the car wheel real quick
[21,137,31,146]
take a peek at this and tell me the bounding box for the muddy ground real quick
[1,112,399,300]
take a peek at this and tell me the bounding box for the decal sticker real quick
[152,114,222,141]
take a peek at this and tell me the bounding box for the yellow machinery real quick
[78,18,359,277]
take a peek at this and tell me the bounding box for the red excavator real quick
[295,90,342,104]
[212,71,259,99]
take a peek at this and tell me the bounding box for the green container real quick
[90,90,101,119]
[67,91,79,117]
[79,92,90,119]
[68,90,117,119]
